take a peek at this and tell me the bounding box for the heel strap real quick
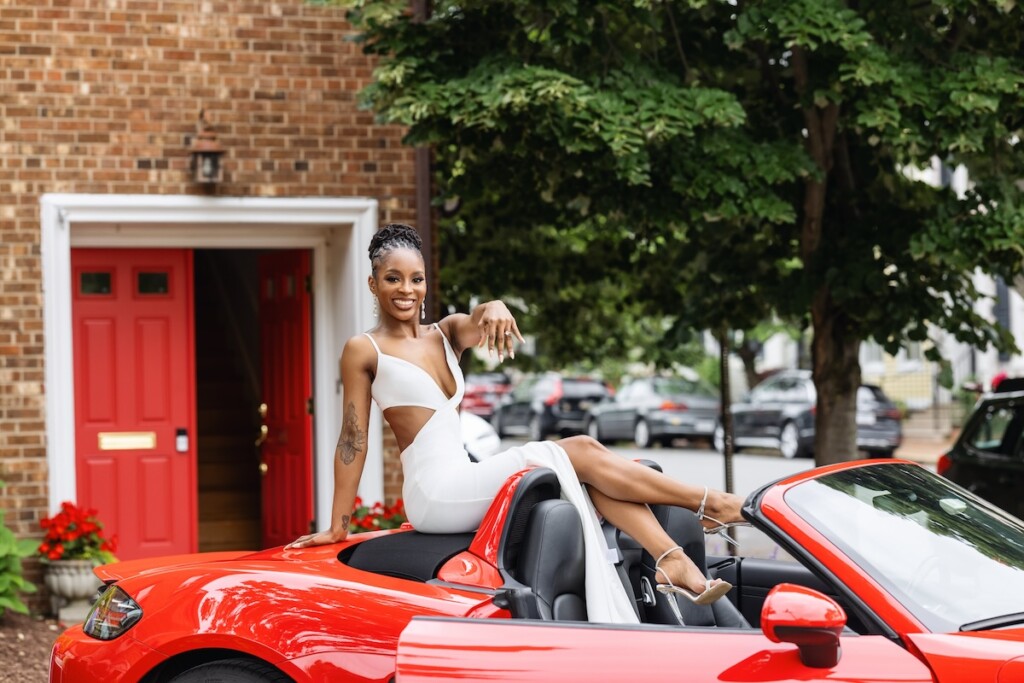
[696,485,709,521]
[654,545,683,567]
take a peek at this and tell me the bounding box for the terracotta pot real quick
[44,559,102,602]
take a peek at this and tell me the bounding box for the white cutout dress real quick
[363,326,639,623]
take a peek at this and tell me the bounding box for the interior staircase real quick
[195,253,262,552]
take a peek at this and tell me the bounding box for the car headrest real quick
[498,468,561,575]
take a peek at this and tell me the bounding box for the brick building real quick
[0,0,421,578]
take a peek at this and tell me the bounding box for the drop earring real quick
[373,297,379,317]
[421,301,426,320]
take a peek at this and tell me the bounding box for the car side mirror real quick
[761,583,845,668]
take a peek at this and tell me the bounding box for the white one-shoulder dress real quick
[363,325,638,624]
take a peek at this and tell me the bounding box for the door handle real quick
[255,424,268,446]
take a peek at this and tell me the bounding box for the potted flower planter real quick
[44,559,102,620]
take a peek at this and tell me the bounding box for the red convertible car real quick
[50,460,1024,682]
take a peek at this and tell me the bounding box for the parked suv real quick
[460,372,512,420]
[492,373,611,441]
[939,388,1024,520]
[713,370,903,459]
[584,375,719,448]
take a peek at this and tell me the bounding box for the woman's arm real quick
[441,300,525,361]
[286,336,374,548]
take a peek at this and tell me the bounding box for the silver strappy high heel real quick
[696,485,750,547]
[654,545,733,614]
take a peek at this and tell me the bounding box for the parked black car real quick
[939,388,1024,520]
[584,375,719,448]
[713,369,903,459]
[492,373,611,441]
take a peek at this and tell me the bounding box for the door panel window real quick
[80,271,112,295]
[137,271,170,295]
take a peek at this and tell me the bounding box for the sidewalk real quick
[892,430,957,466]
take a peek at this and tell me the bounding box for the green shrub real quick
[0,481,39,616]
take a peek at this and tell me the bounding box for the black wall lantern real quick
[189,110,225,185]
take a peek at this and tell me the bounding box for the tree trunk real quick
[811,287,862,465]
[735,336,760,391]
[717,330,737,553]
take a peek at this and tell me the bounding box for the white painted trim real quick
[39,194,382,535]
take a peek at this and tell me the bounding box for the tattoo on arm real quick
[341,514,350,531]
[336,401,366,465]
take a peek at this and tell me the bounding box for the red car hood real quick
[92,543,343,582]
[907,629,1024,682]
[94,551,253,582]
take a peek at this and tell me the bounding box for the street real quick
[499,437,810,559]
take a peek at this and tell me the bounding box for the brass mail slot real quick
[98,431,157,451]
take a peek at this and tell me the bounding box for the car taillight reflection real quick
[543,379,564,407]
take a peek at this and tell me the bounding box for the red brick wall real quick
[0,0,411,591]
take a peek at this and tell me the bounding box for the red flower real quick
[348,498,407,534]
[37,501,118,564]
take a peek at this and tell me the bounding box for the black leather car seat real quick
[492,468,587,621]
[639,503,750,628]
[511,498,588,621]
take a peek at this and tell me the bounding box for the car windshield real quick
[563,379,607,397]
[466,373,509,386]
[783,463,1024,633]
[653,377,715,398]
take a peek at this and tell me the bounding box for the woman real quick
[287,223,746,623]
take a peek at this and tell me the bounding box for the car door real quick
[744,376,786,439]
[948,402,1024,519]
[499,377,538,433]
[730,385,762,441]
[394,617,933,683]
[777,376,814,432]
[602,382,636,439]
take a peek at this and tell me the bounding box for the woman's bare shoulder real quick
[342,334,376,367]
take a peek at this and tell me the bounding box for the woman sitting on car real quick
[287,223,745,623]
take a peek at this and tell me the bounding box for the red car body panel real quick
[467,468,530,567]
[393,618,934,683]
[908,631,1024,683]
[50,537,497,682]
[436,550,505,589]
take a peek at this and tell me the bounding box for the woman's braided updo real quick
[368,223,423,275]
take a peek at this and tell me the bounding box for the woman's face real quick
[370,247,426,322]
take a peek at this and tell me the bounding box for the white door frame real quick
[40,194,383,534]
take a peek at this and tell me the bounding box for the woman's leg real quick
[587,487,717,595]
[558,435,743,527]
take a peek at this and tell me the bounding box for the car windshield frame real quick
[960,396,1024,461]
[781,463,1024,633]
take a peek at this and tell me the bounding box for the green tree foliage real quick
[341,0,1024,463]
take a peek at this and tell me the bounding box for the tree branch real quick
[792,46,839,263]
[665,5,690,82]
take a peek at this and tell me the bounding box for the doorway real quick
[193,249,314,552]
[43,194,384,543]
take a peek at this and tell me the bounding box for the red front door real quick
[258,251,314,548]
[71,249,197,560]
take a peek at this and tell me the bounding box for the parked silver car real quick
[584,375,719,448]
[714,369,903,459]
